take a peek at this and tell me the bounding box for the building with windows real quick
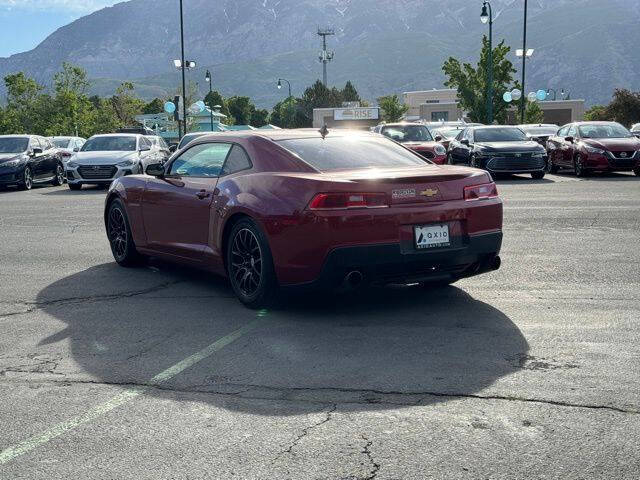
[403,88,586,125]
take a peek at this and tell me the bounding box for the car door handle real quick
[196,190,210,200]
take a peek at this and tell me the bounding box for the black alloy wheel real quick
[574,154,587,177]
[68,183,82,191]
[19,166,33,191]
[107,199,142,267]
[531,171,546,180]
[52,163,65,186]
[227,219,277,309]
[546,157,558,174]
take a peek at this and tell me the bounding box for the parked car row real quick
[0,135,65,190]
[372,120,640,179]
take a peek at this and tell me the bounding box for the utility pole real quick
[317,27,335,86]
[179,0,188,135]
[520,0,528,124]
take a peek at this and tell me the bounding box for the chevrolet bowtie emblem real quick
[420,188,439,197]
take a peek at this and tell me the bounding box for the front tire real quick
[19,166,33,190]
[107,199,143,267]
[574,154,587,177]
[226,218,278,309]
[68,183,82,191]
[52,163,65,186]
[634,167,640,177]
[531,171,545,180]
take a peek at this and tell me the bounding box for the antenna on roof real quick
[319,125,329,139]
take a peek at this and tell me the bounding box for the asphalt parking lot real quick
[1,172,639,479]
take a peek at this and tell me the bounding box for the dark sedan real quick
[547,122,640,177]
[447,126,547,179]
[105,129,503,308]
[0,135,65,190]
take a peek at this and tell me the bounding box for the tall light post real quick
[277,78,292,98]
[179,0,188,136]
[205,70,214,131]
[481,2,493,124]
[519,0,528,124]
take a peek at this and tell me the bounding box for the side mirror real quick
[565,136,574,143]
[73,147,80,152]
[31,147,43,156]
[169,144,178,153]
[461,139,470,146]
[145,163,165,177]
[139,145,151,152]
[435,135,443,142]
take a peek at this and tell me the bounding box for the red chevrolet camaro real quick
[104,129,503,308]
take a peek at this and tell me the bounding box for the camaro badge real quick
[392,188,416,199]
[420,188,439,197]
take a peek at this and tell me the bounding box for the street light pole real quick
[520,0,528,124]
[481,2,493,125]
[277,78,292,98]
[179,0,188,136]
[205,70,214,131]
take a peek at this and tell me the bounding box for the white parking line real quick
[0,319,261,466]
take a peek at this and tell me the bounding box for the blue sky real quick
[0,1,120,57]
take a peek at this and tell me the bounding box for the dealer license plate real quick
[414,224,450,250]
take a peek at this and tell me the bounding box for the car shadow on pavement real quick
[36,261,529,415]
[42,186,108,196]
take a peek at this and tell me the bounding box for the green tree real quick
[3,72,45,133]
[143,98,165,114]
[250,106,269,127]
[48,63,95,136]
[342,81,361,103]
[584,105,609,121]
[227,96,253,125]
[110,82,144,126]
[442,37,517,124]
[204,90,233,124]
[296,80,344,127]
[604,89,640,127]
[524,101,545,124]
[377,94,408,122]
[269,97,300,129]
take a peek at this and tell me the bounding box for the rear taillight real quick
[308,193,388,210]
[464,183,498,201]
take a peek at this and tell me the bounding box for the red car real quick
[373,123,448,164]
[104,130,503,308]
[547,121,640,176]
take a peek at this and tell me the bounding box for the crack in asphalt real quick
[273,403,337,462]
[0,377,637,415]
[359,435,380,480]
[0,281,185,318]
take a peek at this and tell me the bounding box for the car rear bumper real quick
[286,231,502,288]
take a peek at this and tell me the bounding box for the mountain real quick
[1,0,639,109]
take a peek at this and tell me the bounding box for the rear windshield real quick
[52,138,72,148]
[520,126,558,136]
[82,136,137,152]
[474,127,527,143]
[278,136,426,171]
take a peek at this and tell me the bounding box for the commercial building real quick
[403,89,586,125]
[313,105,381,130]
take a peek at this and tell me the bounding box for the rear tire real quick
[531,171,545,180]
[52,163,65,186]
[634,168,640,177]
[107,199,144,267]
[68,183,82,191]
[226,218,278,309]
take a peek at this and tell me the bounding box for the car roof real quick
[187,128,379,143]
[90,133,140,138]
[0,134,32,138]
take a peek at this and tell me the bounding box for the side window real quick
[168,142,232,178]
[464,129,473,143]
[159,138,168,149]
[557,126,569,137]
[567,125,577,138]
[75,139,84,150]
[221,145,252,176]
[455,129,465,141]
[140,137,151,149]
[31,137,42,151]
